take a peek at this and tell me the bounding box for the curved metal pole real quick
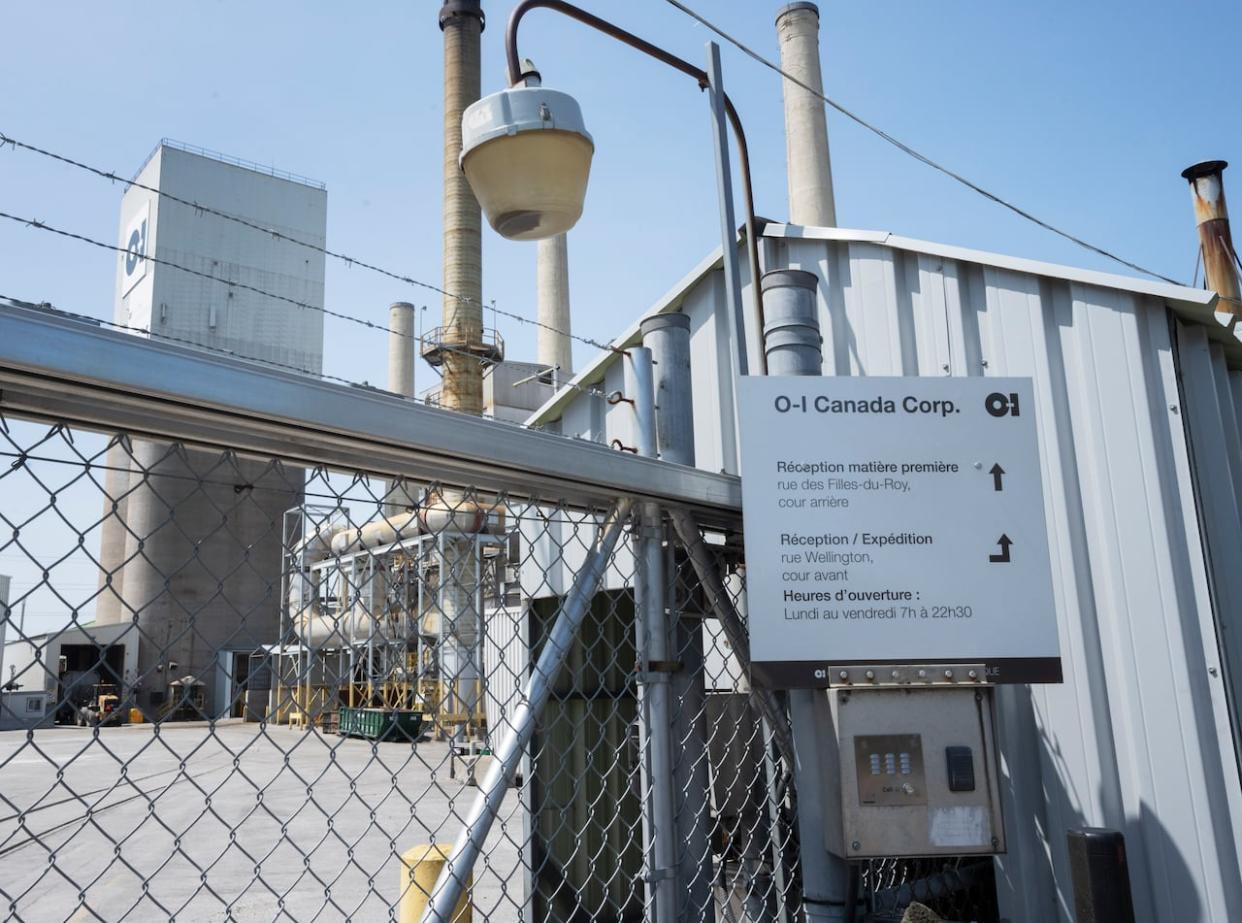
[505,0,768,372]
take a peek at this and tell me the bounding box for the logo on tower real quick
[121,203,150,296]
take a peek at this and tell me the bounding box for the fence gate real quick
[0,303,999,922]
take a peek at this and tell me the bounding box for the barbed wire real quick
[662,0,1186,288]
[0,214,610,405]
[0,130,621,356]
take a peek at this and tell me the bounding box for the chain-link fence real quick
[0,306,1004,923]
[0,413,808,922]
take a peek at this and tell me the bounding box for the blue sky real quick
[2,0,1239,378]
[0,0,1239,630]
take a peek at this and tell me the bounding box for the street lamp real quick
[461,84,593,241]
[457,0,767,371]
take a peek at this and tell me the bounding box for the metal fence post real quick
[419,499,634,923]
[628,347,679,923]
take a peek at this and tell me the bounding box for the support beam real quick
[420,500,633,922]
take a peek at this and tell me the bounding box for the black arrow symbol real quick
[989,463,1005,491]
[989,534,1012,564]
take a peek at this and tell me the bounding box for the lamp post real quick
[459,0,767,381]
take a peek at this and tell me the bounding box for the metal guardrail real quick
[0,303,740,524]
[129,137,327,189]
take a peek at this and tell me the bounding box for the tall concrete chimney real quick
[536,234,573,379]
[775,2,837,227]
[439,0,486,413]
[388,302,416,398]
[1182,160,1241,317]
[385,302,417,514]
[435,1,486,744]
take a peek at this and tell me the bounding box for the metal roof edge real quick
[766,223,1217,310]
[526,225,1232,427]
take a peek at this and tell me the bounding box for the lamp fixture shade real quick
[460,86,594,241]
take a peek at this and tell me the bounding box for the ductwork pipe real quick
[761,269,823,375]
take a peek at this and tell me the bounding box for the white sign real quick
[120,202,150,297]
[739,376,1061,687]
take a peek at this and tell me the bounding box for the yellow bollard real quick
[398,844,471,923]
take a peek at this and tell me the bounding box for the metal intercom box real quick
[834,681,1004,858]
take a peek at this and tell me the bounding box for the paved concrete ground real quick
[0,721,525,921]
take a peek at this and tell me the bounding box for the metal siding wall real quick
[1176,323,1242,843]
[146,146,327,373]
[482,601,528,741]
[542,237,1242,921]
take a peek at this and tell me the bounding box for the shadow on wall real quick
[993,684,1203,923]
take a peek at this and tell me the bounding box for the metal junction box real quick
[834,681,1004,858]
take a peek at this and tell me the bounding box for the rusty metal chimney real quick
[1182,160,1241,316]
[775,2,837,227]
[438,0,487,413]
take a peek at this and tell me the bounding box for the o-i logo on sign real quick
[121,202,150,295]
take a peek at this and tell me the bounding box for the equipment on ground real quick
[76,683,126,727]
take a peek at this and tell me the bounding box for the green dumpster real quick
[338,707,423,742]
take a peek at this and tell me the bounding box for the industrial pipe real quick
[1182,160,1241,317]
[420,499,634,923]
[625,348,679,922]
[762,269,823,375]
[639,314,694,466]
[756,268,850,922]
[502,0,767,368]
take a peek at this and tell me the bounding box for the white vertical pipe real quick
[775,2,837,227]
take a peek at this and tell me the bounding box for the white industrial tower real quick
[96,140,327,716]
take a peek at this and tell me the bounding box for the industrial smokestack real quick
[536,234,573,380]
[388,302,416,397]
[775,2,837,227]
[1182,160,1241,316]
[436,0,486,744]
[439,0,486,413]
[386,302,417,515]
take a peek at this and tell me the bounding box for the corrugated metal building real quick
[526,224,1242,923]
